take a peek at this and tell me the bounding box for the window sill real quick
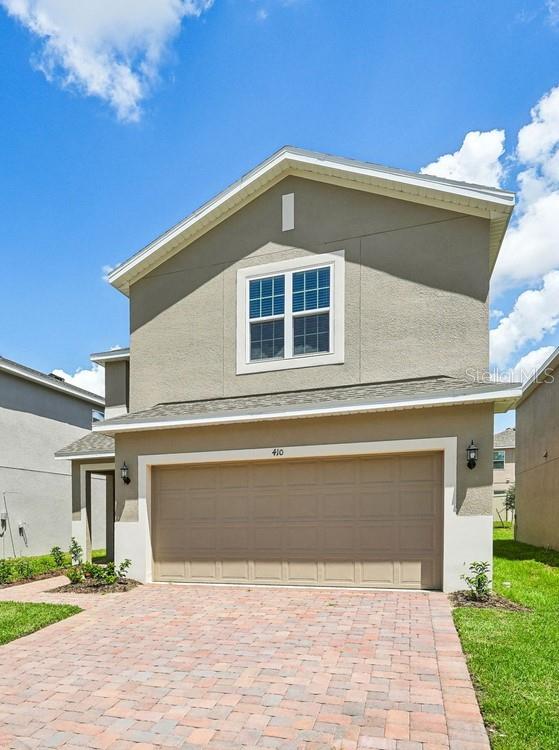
[236,349,344,375]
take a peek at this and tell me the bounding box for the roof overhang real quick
[0,358,104,407]
[54,451,115,461]
[94,386,521,436]
[90,348,130,365]
[517,346,559,405]
[107,147,515,296]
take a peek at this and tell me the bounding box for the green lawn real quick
[0,551,71,585]
[0,601,81,645]
[453,523,559,750]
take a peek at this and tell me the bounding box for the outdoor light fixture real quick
[120,461,131,484]
[466,440,478,470]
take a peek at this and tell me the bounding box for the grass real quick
[92,548,108,563]
[0,601,81,645]
[453,522,559,749]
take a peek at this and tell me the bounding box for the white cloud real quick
[51,363,105,396]
[420,130,505,187]
[490,270,559,367]
[492,85,559,294]
[490,309,504,321]
[102,264,115,282]
[0,0,214,122]
[509,345,556,383]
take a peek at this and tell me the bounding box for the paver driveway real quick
[0,578,489,750]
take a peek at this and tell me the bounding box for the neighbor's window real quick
[493,450,505,470]
[237,252,344,373]
[92,409,104,424]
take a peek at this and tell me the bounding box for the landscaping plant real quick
[50,546,65,568]
[14,558,33,580]
[0,559,13,584]
[65,565,84,584]
[69,537,83,566]
[461,560,491,601]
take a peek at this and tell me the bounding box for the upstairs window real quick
[237,252,344,373]
[493,450,505,470]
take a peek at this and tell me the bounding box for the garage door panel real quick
[361,560,396,585]
[221,558,250,580]
[322,492,355,520]
[253,493,282,520]
[358,489,397,518]
[152,453,442,589]
[284,493,319,519]
[286,559,319,582]
[359,456,397,483]
[321,459,358,485]
[399,487,438,516]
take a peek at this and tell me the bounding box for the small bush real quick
[69,537,83,566]
[118,559,132,581]
[65,566,84,584]
[50,546,65,568]
[14,559,33,580]
[462,561,491,600]
[0,559,13,585]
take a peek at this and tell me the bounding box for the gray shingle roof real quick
[55,432,115,458]
[494,427,516,449]
[95,376,520,432]
[0,355,104,406]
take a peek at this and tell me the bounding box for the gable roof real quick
[93,376,521,436]
[0,356,104,407]
[107,146,515,296]
[494,427,516,449]
[517,346,559,405]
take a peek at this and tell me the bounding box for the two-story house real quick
[1,355,107,557]
[493,427,515,520]
[56,147,520,591]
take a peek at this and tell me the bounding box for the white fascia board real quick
[107,147,515,295]
[54,452,115,461]
[93,387,522,435]
[518,346,559,404]
[90,348,130,365]
[0,360,105,407]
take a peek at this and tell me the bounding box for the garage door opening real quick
[151,452,443,589]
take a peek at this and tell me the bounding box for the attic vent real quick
[48,373,65,382]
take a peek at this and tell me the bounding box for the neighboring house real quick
[56,147,521,592]
[515,347,559,551]
[0,356,107,557]
[493,427,515,520]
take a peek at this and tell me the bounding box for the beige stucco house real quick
[56,147,520,592]
[493,427,515,520]
[516,347,559,550]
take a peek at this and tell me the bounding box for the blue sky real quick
[1,0,558,431]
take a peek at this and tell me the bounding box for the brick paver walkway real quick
[0,577,489,749]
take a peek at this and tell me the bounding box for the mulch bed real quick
[451,590,530,612]
[0,570,67,589]
[50,579,140,594]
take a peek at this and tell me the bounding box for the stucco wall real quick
[113,402,493,524]
[516,370,559,549]
[104,360,129,417]
[129,176,491,411]
[0,370,105,557]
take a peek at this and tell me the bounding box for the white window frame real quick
[236,250,345,374]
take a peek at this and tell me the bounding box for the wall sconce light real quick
[466,440,479,470]
[120,461,131,484]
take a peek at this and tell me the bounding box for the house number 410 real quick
[272,448,285,457]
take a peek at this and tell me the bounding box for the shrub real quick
[69,537,83,566]
[118,559,132,581]
[462,561,491,601]
[14,559,33,580]
[50,546,65,568]
[66,566,84,584]
[0,559,13,584]
[505,484,516,515]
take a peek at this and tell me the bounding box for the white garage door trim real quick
[115,436,492,592]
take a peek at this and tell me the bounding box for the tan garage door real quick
[152,452,443,589]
